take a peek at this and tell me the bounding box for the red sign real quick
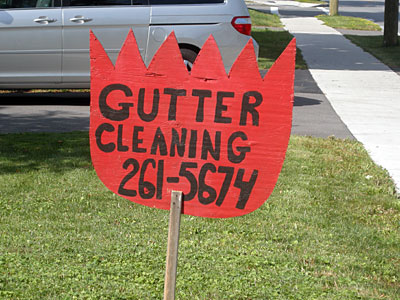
[90,31,295,218]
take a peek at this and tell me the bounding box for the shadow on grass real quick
[252,28,307,70]
[0,131,91,175]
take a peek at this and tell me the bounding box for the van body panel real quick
[62,6,150,83]
[147,0,256,73]
[0,0,258,89]
[0,8,62,84]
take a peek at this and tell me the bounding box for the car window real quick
[0,0,56,7]
[62,0,146,6]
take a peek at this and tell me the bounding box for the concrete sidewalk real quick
[280,17,400,191]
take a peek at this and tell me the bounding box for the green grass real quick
[249,9,283,28]
[345,35,400,70]
[252,28,308,69]
[297,0,325,3]
[249,10,307,69]
[316,15,382,31]
[1,132,399,299]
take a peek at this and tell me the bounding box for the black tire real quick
[180,48,198,72]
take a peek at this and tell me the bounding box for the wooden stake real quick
[164,191,182,300]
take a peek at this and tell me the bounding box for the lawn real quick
[297,0,326,4]
[249,9,283,28]
[252,28,307,70]
[316,15,382,31]
[1,132,399,299]
[249,9,307,70]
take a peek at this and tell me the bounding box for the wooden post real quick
[164,191,183,300]
[330,0,339,16]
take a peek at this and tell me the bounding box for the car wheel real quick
[180,48,198,72]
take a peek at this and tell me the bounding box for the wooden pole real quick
[329,0,339,16]
[164,191,183,300]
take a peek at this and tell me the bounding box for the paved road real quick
[0,70,354,139]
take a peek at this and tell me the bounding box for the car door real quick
[61,0,150,84]
[0,0,62,86]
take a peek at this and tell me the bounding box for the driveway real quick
[0,92,90,133]
[0,70,354,139]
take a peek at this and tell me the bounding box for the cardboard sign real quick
[90,31,295,218]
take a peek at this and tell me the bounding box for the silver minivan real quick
[0,0,258,89]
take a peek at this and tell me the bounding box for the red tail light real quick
[231,16,252,36]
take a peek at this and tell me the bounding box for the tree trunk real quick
[330,0,339,16]
[383,0,399,46]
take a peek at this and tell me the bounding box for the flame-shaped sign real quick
[90,31,295,218]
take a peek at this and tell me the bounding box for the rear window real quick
[149,0,224,4]
[63,0,145,5]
